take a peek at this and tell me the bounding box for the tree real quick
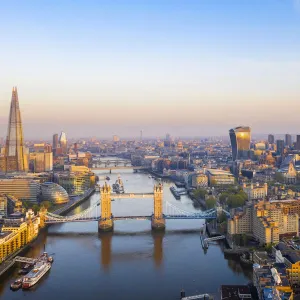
[206,196,216,209]
[40,201,52,210]
[193,188,207,200]
[32,204,39,214]
[227,194,245,208]
[275,172,285,183]
[219,192,229,204]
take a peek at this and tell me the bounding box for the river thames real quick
[0,169,252,300]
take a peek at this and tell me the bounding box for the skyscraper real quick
[296,135,300,150]
[3,87,28,172]
[268,134,275,144]
[229,126,251,161]
[59,131,67,154]
[53,134,59,150]
[285,134,292,147]
[276,139,285,155]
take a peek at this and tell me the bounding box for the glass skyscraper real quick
[229,126,251,161]
[4,87,28,172]
[59,131,67,154]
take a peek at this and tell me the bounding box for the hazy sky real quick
[0,0,300,139]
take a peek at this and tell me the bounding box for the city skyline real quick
[1,1,300,138]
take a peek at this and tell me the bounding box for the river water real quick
[0,166,252,300]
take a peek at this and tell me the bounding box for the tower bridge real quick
[43,183,230,232]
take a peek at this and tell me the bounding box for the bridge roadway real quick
[111,193,154,199]
[45,214,217,224]
[91,166,149,171]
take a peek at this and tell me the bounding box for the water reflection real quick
[98,231,165,270]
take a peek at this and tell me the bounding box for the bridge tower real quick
[98,183,114,232]
[151,183,165,231]
[38,206,47,228]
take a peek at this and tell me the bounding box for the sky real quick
[0,0,300,139]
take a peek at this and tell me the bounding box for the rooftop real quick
[220,285,251,300]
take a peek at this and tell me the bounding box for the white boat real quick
[22,253,53,289]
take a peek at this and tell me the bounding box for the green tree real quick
[227,194,245,208]
[264,243,273,253]
[32,204,40,214]
[219,192,229,204]
[206,196,216,209]
[275,172,285,183]
[40,201,52,210]
[192,188,207,200]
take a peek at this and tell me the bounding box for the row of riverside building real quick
[228,200,300,245]
[0,208,47,263]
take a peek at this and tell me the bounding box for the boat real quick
[10,278,22,291]
[170,186,181,200]
[22,252,53,289]
[112,176,125,193]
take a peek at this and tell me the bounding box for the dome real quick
[41,182,69,204]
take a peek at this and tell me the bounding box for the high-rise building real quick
[276,139,285,155]
[229,126,251,161]
[53,134,59,150]
[285,134,292,147]
[296,135,300,150]
[59,131,67,154]
[268,134,275,144]
[3,87,28,173]
[113,135,120,142]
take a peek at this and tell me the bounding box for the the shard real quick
[4,87,28,172]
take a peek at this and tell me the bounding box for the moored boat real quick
[10,278,22,291]
[22,252,53,289]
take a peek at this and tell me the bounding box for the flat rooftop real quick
[221,285,251,299]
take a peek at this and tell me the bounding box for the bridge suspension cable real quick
[45,202,100,223]
[164,201,217,218]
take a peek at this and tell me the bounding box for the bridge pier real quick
[151,184,165,231]
[98,183,114,232]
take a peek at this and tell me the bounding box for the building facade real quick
[0,179,40,203]
[243,183,268,201]
[229,126,251,161]
[59,131,68,154]
[228,201,299,245]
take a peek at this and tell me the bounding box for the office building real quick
[53,134,59,150]
[296,135,300,150]
[59,131,67,154]
[2,87,28,172]
[206,169,235,186]
[55,166,95,195]
[276,140,285,155]
[285,134,292,147]
[268,134,275,144]
[0,195,8,218]
[29,152,53,173]
[113,135,120,142]
[229,126,251,161]
[0,179,40,203]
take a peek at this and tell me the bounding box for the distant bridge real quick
[92,166,149,171]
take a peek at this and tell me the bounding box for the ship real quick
[95,184,100,192]
[22,252,53,289]
[112,176,124,194]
